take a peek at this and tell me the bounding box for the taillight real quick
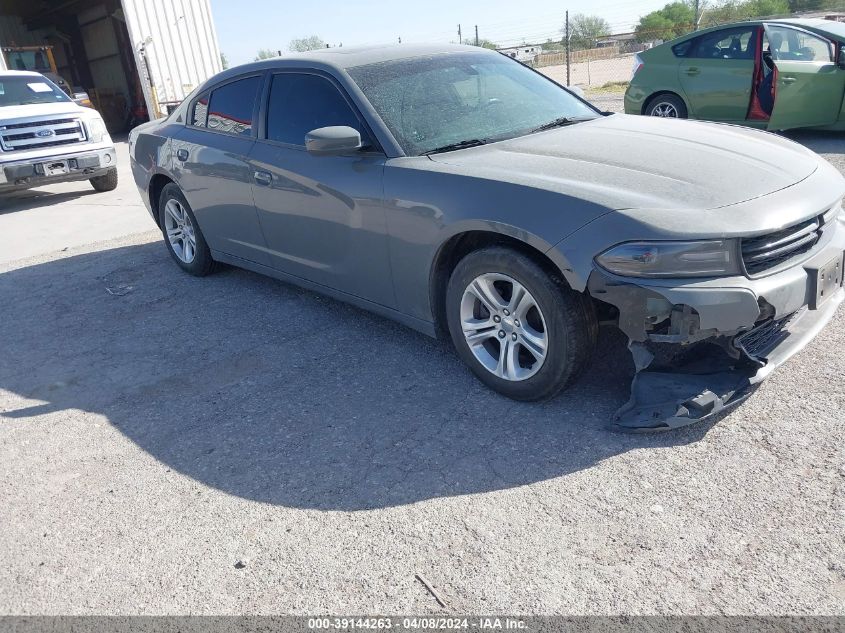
[631,53,644,78]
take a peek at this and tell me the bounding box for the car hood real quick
[0,102,85,123]
[429,114,820,211]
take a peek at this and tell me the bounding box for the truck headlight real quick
[85,116,110,143]
[596,240,740,278]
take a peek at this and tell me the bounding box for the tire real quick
[644,93,688,119]
[158,182,216,276]
[89,167,118,192]
[445,246,598,402]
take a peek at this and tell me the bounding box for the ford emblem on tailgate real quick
[36,129,54,137]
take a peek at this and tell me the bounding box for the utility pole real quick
[565,10,570,86]
[694,0,700,29]
[458,24,462,44]
[475,25,479,46]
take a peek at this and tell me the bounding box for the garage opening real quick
[0,0,222,133]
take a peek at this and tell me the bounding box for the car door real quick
[678,25,758,122]
[171,73,272,266]
[248,70,394,307]
[763,23,845,130]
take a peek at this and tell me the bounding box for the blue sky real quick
[211,0,670,66]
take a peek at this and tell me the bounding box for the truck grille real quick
[0,118,87,152]
[741,217,822,275]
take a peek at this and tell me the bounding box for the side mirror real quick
[839,48,845,70]
[305,126,362,156]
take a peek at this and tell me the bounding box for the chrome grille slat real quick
[741,216,823,275]
[742,219,819,255]
[743,232,818,263]
[0,118,86,152]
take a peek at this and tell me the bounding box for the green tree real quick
[253,48,277,61]
[288,36,326,52]
[635,2,695,42]
[564,13,611,50]
[787,0,840,10]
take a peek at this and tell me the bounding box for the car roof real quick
[205,43,496,87]
[671,17,845,42]
[0,70,44,78]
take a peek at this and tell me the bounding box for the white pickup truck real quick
[0,70,117,193]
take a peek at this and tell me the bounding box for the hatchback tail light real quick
[631,53,644,78]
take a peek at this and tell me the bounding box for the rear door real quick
[764,23,845,130]
[171,73,271,266]
[678,25,758,122]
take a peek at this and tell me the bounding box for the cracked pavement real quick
[0,131,844,615]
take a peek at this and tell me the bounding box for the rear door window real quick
[205,75,262,136]
[692,27,757,59]
[265,73,362,146]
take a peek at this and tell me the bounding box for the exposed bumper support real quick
[614,288,842,430]
[587,250,845,431]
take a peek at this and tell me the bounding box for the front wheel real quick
[89,167,118,192]
[445,247,597,401]
[645,93,688,119]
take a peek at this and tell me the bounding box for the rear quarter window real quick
[672,40,694,57]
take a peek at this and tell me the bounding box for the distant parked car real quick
[130,44,844,430]
[625,18,845,131]
[0,70,117,193]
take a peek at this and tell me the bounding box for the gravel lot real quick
[1,123,844,615]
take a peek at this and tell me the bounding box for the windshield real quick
[0,75,71,107]
[348,52,598,155]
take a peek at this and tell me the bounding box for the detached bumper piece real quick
[613,287,844,432]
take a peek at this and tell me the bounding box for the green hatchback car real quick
[625,18,845,131]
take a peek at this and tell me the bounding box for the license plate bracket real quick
[43,160,68,176]
[810,253,844,309]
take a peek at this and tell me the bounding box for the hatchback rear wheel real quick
[645,93,687,119]
[446,247,597,401]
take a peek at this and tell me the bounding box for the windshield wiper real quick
[530,116,590,133]
[421,138,487,155]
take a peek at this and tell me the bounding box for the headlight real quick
[596,240,740,278]
[85,116,110,143]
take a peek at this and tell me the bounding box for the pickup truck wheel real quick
[446,246,597,401]
[89,167,118,192]
[159,183,216,276]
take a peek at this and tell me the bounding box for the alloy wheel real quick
[164,198,197,264]
[651,102,678,117]
[460,273,549,381]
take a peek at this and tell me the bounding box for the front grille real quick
[734,310,801,360]
[741,217,822,275]
[0,118,86,152]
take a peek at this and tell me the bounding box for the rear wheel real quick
[89,167,118,192]
[158,183,216,276]
[645,93,687,119]
[445,247,597,401]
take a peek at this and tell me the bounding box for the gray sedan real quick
[129,44,845,431]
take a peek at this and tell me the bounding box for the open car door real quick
[764,23,845,130]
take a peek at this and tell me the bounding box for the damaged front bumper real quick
[587,234,845,431]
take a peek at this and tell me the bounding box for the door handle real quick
[781,76,797,84]
[253,170,272,186]
[684,67,700,76]
[176,148,188,161]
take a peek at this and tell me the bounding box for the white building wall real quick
[121,0,222,118]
